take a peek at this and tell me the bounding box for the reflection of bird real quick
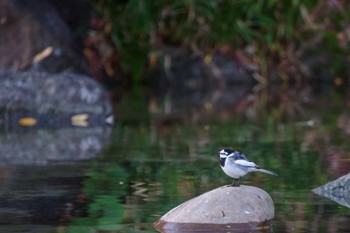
[219,148,277,186]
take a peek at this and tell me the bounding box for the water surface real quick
[1,85,350,232]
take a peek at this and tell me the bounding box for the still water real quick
[1,85,350,232]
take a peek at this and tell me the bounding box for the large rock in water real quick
[154,185,274,232]
[0,70,112,163]
[313,172,350,208]
[0,71,112,128]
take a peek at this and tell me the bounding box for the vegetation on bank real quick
[88,0,350,84]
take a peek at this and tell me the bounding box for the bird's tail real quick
[258,168,278,176]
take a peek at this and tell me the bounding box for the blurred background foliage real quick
[88,0,350,84]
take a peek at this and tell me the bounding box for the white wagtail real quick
[219,148,277,186]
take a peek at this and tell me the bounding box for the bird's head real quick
[219,148,234,158]
[219,148,234,166]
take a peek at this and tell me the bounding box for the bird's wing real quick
[234,159,258,168]
[228,151,248,160]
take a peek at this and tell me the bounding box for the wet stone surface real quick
[154,185,274,232]
[313,172,350,208]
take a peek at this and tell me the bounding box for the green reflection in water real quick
[65,165,128,232]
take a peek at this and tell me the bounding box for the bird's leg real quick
[233,179,237,186]
[231,178,240,187]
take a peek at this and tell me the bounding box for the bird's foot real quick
[229,179,240,187]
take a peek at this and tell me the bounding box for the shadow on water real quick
[2,84,350,232]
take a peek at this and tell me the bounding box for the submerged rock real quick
[313,172,350,208]
[154,185,274,232]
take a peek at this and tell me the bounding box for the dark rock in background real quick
[0,0,91,74]
[0,0,112,128]
[0,71,112,127]
[150,47,255,89]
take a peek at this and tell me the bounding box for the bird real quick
[219,148,277,186]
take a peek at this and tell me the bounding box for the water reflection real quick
[0,164,86,233]
[0,114,112,231]
[0,127,112,164]
[2,84,350,232]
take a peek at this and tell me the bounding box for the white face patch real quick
[219,149,229,158]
